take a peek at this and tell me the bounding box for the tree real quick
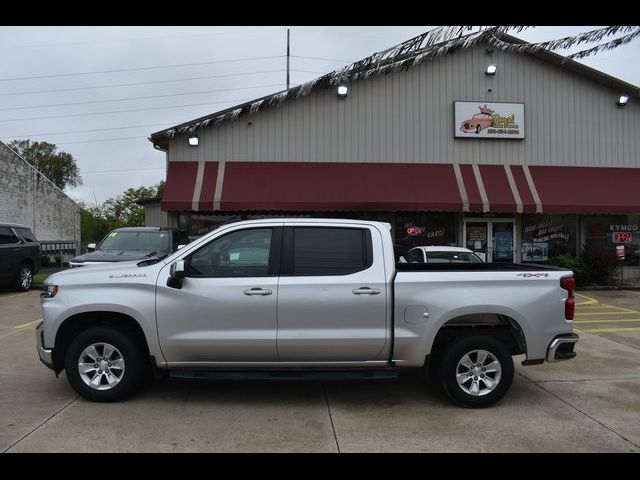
[79,181,165,244]
[7,139,82,191]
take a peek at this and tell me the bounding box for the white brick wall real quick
[0,141,81,252]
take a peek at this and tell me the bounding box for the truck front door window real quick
[189,228,273,277]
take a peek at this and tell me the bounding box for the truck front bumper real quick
[36,321,54,369]
[546,333,579,362]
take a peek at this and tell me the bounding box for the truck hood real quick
[70,250,167,263]
[45,259,165,286]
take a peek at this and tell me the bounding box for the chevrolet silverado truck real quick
[37,218,578,407]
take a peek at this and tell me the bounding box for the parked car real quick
[403,246,484,264]
[38,218,578,407]
[69,227,189,268]
[0,222,40,291]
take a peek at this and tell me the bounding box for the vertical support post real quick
[286,28,290,90]
[32,168,37,236]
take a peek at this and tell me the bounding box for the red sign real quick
[406,226,426,236]
[612,232,633,243]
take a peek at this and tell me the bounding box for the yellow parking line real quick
[574,318,640,324]
[580,327,640,333]
[574,311,639,316]
[14,319,42,329]
[576,305,618,309]
[575,293,599,306]
[0,293,28,301]
[602,305,640,314]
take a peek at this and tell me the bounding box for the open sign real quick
[612,232,633,243]
[406,226,425,236]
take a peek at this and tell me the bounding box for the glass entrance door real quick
[491,222,514,263]
[464,219,515,263]
[465,222,489,262]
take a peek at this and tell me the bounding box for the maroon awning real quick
[161,162,199,211]
[160,161,640,215]
[530,166,640,214]
[219,162,463,211]
[161,162,220,211]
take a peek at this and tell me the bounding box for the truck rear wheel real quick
[440,335,514,408]
[64,326,144,402]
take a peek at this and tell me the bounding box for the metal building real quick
[147,31,640,280]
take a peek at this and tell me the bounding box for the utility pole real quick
[286,28,290,90]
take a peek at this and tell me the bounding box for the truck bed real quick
[396,262,567,272]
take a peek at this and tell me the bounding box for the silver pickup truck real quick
[37,218,578,407]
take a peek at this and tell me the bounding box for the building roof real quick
[149,27,639,148]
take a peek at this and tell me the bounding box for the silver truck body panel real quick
[393,270,572,367]
[39,218,574,373]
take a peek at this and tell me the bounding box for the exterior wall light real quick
[617,95,629,106]
[485,65,497,76]
[188,134,199,146]
[337,85,348,97]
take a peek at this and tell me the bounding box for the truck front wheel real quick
[440,335,514,408]
[64,326,144,402]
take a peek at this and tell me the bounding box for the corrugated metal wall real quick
[143,202,169,227]
[168,44,639,168]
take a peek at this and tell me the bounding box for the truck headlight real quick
[41,284,58,299]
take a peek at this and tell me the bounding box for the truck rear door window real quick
[291,227,371,275]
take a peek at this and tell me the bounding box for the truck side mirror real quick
[167,258,189,289]
[87,243,97,252]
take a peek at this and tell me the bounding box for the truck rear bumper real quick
[546,333,579,363]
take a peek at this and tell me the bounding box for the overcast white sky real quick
[0,26,638,205]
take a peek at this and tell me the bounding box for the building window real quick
[583,215,640,267]
[521,214,577,262]
[394,213,457,260]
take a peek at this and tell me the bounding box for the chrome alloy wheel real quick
[78,343,125,390]
[20,266,32,290]
[455,349,502,396]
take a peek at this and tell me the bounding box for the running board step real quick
[169,369,399,382]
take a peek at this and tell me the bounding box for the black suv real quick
[0,222,41,291]
[69,227,189,268]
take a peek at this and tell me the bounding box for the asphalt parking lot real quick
[1,288,639,452]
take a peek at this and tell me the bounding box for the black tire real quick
[64,326,144,402]
[440,335,514,408]
[15,263,32,291]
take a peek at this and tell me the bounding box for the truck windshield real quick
[99,231,170,252]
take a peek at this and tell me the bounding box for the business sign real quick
[454,102,525,139]
[612,232,633,243]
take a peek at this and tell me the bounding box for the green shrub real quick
[40,255,51,267]
[581,241,619,286]
[548,254,591,286]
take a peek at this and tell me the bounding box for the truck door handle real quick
[352,287,381,295]
[243,288,272,296]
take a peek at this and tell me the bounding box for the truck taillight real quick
[560,277,576,320]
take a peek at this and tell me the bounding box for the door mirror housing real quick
[87,243,97,252]
[167,258,190,289]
